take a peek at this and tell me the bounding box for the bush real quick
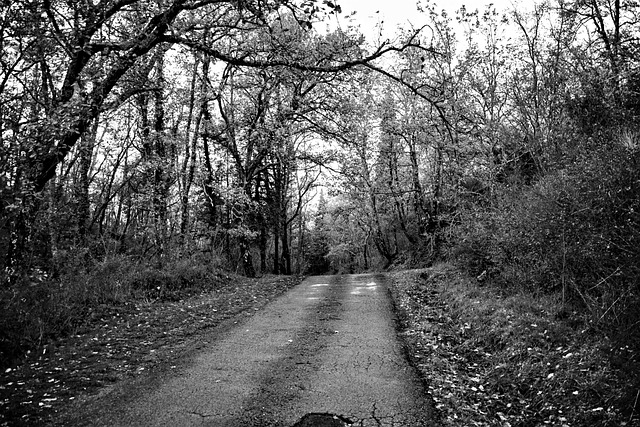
[0,273,75,370]
[0,255,225,369]
[449,140,640,333]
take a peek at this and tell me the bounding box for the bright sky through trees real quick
[333,0,521,39]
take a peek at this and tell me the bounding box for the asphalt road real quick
[78,274,435,426]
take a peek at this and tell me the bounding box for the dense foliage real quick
[311,1,640,340]
[1,0,639,370]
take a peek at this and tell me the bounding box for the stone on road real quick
[82,274,435,426]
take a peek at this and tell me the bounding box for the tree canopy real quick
[1,0,638,343]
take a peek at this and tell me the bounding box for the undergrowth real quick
[449,142,640,342]
[390,265,640,427]
[0,255,229,370]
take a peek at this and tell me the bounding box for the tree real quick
[304,190,331,274]
[559,0,640,127]
[0,0,436,277]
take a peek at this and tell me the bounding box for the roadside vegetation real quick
[1,255,230,369]
[389,266,639,427]
[0,266,300,426]
[1,0,639,426]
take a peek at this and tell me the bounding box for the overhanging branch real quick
[161,26,435,74]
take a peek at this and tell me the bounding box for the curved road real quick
[80,274,435,426]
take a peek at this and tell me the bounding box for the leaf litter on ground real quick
[0,274,301,426]
[388,264,639,427]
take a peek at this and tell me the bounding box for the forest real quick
[0,0,638,379]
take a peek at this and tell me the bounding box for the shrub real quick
[449,139,640,334]
[0,254,225,369]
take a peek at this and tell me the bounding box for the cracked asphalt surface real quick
[76,274,435,426]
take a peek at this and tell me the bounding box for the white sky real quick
[327,0,525,40]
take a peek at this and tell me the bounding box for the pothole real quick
[291,412,353,426]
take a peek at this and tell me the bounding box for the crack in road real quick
[236,276,350,424]
[69,274,436,426]
[187,410,212,419]
[370,402,383,426]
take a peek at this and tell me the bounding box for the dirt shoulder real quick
[0,274,302,427]
[387,264,639,427]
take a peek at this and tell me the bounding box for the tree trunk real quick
[273,222,280,274]
[296,209,304,274]
[76,118,99,242]
[281,217,291,275]
[363,232,370,271]
[202,103,220,230]
[259,225,267,274]
[180,55,200,238]
[408,136,425,235]
[273,162,282,275]
[241,239,256,278]
[152,51,168,261]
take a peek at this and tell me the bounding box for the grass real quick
[0,268,302,426]
[389,264,640,427]
[0,254,231,371]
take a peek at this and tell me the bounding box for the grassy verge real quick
[0,257,302,426]
[388,264,639,427]
[0,255,233,369]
